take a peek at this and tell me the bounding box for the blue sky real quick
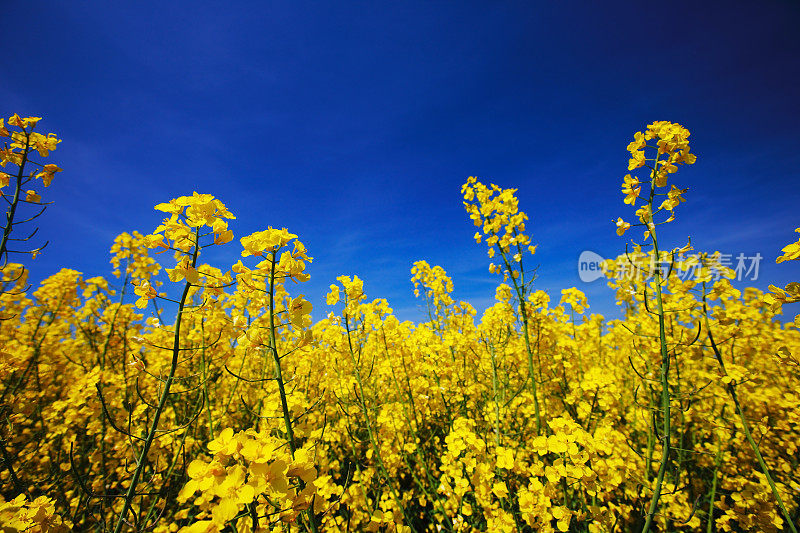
[2,1,799,322]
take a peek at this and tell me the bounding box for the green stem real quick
[111,227,200,533]
[266,248,318,533]
[641,153,672,533]
[0,128,30,263]
[498,248,542,435]
[268,249,296,454]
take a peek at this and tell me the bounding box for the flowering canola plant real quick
[0,116,798,532]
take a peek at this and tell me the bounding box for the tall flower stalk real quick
[0,114,62,304]
[615,121,695,532]
[462,178,542,435]
[107,193,235,533]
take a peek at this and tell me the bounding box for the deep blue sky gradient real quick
[2,1,799,321]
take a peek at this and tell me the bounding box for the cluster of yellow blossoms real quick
[616,120,695,239]
[462,177,536,278]
[1,115,62,268]
[0,117,798,533]
[1,114,62,193]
